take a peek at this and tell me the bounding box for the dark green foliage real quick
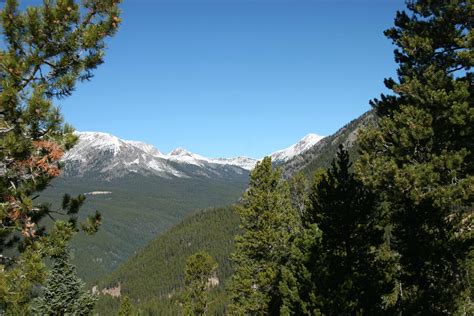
[276,146,396,314]
[229,157,300,315]
[0,0,120,252]
[356,0,473,314]
[184,251,218,315]
[277,223,322,316]
[0,0,121,312]
[31,248,97,315]
[93,206,240,315]
[317,146,395,313]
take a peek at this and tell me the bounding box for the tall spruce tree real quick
[312,145,396,314]
[277,146,396,314]
[183,251,218,316]
[0,0,121,313]
[31,248,96,315]
[229,157,300,315]
[356,1,473,314]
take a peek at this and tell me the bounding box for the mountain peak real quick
[125,140,162,156]
[270,133,324,163]
[73,131,123,155]
[169,147,192,156]
[300,133,323,143]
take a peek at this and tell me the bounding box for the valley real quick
[87,111,370,314]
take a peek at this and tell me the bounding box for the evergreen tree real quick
[31,248,96,315]
[0,0,121,312]
[228,157,300,315]
[183,251,218,316]
[313,145,395,314]
[356,1,473,314]
[118,296,134,316]
[277,222,322,316]
[278,146,396,314]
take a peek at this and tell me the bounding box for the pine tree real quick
[278,146,396,314]
[0,0,121,312]
[118,296,134,316]
[277,222,322,316]
[313,145,395,313]
[356,1,473,314]
[228,157,300,315]
[183,251,218,316]
[31,248,96,315]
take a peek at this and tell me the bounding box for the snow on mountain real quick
[62,131,324,179]
[211,157,259,171]
[67,132,123,158]
[124,140,162,156]
[270,133,324,163]
[166,147,210,167]
[63,132,186,179]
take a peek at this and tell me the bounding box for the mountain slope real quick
[271,133,324,163]
[64,131,324,180]
[41,132,255,281]
[94,206,240,315]
[282,110,375,177]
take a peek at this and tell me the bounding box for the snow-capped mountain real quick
[62,131,324,180]
[270,133,324,163]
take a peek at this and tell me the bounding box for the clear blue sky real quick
[23,0,406,158]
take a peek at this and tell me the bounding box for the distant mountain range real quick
[62,131,324,179]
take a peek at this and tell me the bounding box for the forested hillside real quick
[93,207,240,315]
[40,174,247,281]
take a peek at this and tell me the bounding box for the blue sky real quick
[20,0,406,158]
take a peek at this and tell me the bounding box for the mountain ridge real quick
[63,131,325,179]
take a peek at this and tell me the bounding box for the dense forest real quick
[0,0,472,315]
[94,206,240,315]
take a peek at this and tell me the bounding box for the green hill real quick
[93,206,240,315]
